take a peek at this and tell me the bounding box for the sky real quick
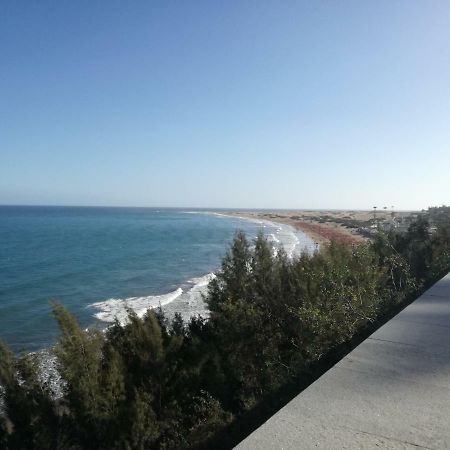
[1,1,449,210]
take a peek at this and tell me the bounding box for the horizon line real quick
[0,203,422,212]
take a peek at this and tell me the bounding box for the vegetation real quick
[298,214,373,229]
[1,207,449,449]
[427,205,450,226]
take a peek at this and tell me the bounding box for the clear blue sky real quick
[1,1,449,210]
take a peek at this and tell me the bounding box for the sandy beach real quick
[224,210,413,246]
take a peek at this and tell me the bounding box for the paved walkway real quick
[236,273,450,449]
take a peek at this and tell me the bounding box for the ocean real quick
[0,206,315,352]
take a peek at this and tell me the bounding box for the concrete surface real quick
[236,273,450,449]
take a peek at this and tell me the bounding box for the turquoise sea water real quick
[0,206,314,352]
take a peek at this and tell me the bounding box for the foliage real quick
[0,211,449,449]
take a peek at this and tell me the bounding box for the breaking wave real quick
[90,288,183,325]
[90,273,216,325]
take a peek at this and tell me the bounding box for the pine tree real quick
[52,303,105,447]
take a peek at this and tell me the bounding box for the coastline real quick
[7,213,316,399]
[91,213,315,327]
[212,211,318,255]
[2,208,320,353]
[221,211,368,246]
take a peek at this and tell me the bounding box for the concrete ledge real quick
[235,273,450,449]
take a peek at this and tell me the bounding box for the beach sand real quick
[224,210,413,246]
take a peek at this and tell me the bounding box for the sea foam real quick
[91,288,183,325]
[90,273,216,325]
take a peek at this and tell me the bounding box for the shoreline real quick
[213,211,319,254]
[91,213,316,327]
[221,211,368,246]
